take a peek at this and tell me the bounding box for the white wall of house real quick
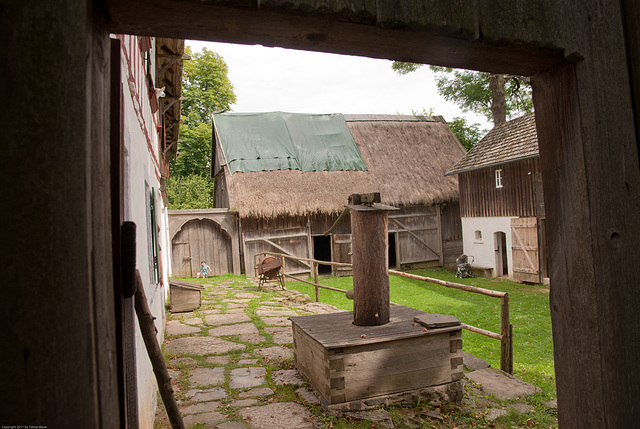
[119,34,167,429]
[461,216,518,278]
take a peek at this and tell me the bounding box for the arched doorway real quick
[171,218,233,277]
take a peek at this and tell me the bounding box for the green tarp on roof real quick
[213,112,367,174]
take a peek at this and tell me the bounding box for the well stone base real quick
[322,380,465,412]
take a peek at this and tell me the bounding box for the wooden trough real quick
[169,279,205,313]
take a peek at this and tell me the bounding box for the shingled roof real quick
[445,113,538,176]
[215,114,466,219]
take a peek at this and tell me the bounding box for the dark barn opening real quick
[388,233,397,269]
[313,235,332,275]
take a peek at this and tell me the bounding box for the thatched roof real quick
[220,114,466,219]
[446,113,538,176]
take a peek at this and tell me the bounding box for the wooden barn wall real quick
[243,227,312,277]
[459,158,541,218]
[241,212,351,236]
[441,201,462,241]
[240,203,459,267]
[441,201,463,264]
[213,140,229,209]
[389,205,442,266]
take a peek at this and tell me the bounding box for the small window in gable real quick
[495,169,503,188]
[475,230,483,242]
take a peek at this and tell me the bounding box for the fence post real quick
[254,253,259,278]
[280,255,287,289]
[500,293,513,374]
[313,262,319,302]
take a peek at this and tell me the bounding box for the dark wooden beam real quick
[105,0,565,76]
[1,0,119,426]
[533,57,640,429]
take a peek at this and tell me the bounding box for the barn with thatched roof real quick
[210,112,466,277]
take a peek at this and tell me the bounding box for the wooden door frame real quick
[4,2,639,427]
[494,231,507,278]
[101,6,639,424]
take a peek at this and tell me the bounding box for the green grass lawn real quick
[285,267,556,398]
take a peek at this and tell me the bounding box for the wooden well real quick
[291,305,463,406]
[292,194,463,408]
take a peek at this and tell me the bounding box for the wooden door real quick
[510,217,540,283]
[172,219,233,277]
[171,242,192,277]
[331,233,353,276]
[389,206,442,267]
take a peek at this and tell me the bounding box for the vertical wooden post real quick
[280,255,287,289]
[254,253,259,278]
[134,271,185,429]
[500,294,512,374]
[313,262,319,302]
[351,208,391,326]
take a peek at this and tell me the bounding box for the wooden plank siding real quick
[241,212,352,236]
[458,158,541,218]
[389,205,442,266]
[242,227,313,277]
[240,203,457,269]
[441,201,462,265]
[510,217,541,283]
[441,201,462,241]
[331,233,353,276]
[291,306,463,404]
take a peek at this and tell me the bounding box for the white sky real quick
[186,40,491,130]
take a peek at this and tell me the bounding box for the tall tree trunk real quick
[490,74,507,126]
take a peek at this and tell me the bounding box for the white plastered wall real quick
[461,216,518,278]
[120,34,167,429]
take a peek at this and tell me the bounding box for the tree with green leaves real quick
[181,47,237,126]
[166,175,214,209]
[168,47,236,209]
[392,62,533,127]
[171,47,236,179]
[446,117,485,151]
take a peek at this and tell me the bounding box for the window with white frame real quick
[475,230,483,243]
[495,169,503,188]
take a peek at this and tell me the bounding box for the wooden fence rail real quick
[255,251,351,301]
[255,252,513,374]
[389,269,513,374]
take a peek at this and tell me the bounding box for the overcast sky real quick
[186,40,491,131]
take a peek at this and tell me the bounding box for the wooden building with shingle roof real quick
[445,113,548,283]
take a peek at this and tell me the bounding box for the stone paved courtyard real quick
[154,275,556,428]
